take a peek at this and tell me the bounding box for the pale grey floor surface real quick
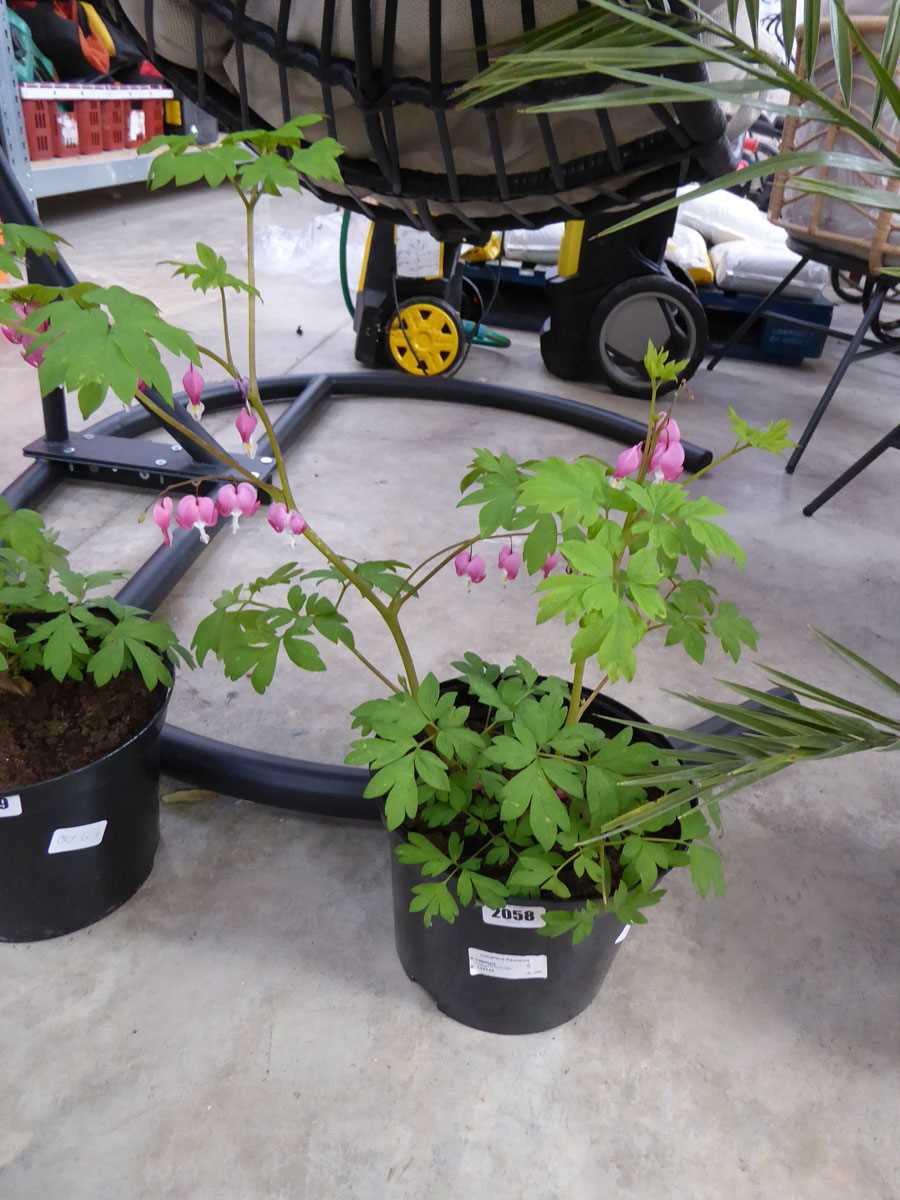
[1,184,898,1199]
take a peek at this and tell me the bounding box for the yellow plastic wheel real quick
[386,298,463,376]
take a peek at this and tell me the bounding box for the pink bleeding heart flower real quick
[23,345,45,368]
[651,437,685,483]
[153,496,173,547]
[216,482,260,532]
[454,549,472,577]
[614,443,643,480]
[2,302,29,346]
[541,552,561,579]
[235,406,258,457]
[174,494,217,543]
[498,545,521,582]
[656,413,681,448]
[285,510,307,547]
[466,554,486,584]
[182,364,205,420]
[267,501,289,534]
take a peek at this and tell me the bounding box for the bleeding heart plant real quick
[0,122,793,942]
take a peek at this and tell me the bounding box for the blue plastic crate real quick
[699,285,834,364]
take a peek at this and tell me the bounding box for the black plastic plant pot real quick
[0,688,170,943]
[389,692,672,1035]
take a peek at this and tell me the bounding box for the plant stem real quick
[566,658,586,724]
[300,524,420,692]
[687,442,747,483]
[576,674,609,722]
[196,343,239,378]
[395,541,475,611]
[219,287,235,372]
[345,643,401,694]
[245,191,259,404]
[136,391,280,498]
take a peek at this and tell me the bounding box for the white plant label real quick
[614,926,631,945]
[468,948,548,981]
[481,904,546,929]
[47,820,108,855]
[0,795,22,818]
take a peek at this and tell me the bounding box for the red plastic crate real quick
[127,99,165,146]
[75,100,103,154]
[100,99,128,151]
[22,99,55,162]
[52,107,80,158]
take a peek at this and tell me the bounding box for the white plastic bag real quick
[709,239,830,299]
[677,187,788,246]
[254,197,365,283]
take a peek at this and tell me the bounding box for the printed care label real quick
[47,820,108,855]
[481,904,546,929]
[468,948,548,981]
[0,795,22,818]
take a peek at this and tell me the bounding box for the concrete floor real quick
[2,184,898,1200]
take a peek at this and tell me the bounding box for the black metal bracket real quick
[23,430,263,492]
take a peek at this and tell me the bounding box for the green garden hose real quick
[338,210,510,349]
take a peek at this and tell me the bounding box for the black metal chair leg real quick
[803,424,900,516]
[706,256,809,372]
[786,283,887,474]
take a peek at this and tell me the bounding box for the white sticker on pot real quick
[468,948,547,981]
[614,926,631,945]
[481,904,546,929]
[47,820,108,855]
[0,795,22,818]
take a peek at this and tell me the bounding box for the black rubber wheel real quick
[588,274,708,399]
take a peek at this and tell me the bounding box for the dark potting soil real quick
[0,671,162,790]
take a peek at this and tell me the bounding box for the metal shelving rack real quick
[0,0,172,205]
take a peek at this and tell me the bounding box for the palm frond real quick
[579,635,900,843]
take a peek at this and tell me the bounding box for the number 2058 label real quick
[481,904,545,929]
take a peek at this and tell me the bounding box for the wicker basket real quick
[769,15,900,275]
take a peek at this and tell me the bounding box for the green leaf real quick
[483,733,536,771]
[414,748,450,792]
[506,851,557,891]
[527,767,571,850]
[611,882,665,925]
[283,633,326,672]
[595,604,643,682]
[523,513,558,574]
[679,809,710,840]
[366,755,418,830]
[688,843,726,898]
[458,448,529,535]
[711,601,758,663]
[86,636,126,686]
[409,881,459,927]
[585,764,619,824]
[518,458,605,527]
[829,0,853,106]
[394,832,451,875]
[416,673,440,719]
[727,407,794,455]
[470,872,509,909]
